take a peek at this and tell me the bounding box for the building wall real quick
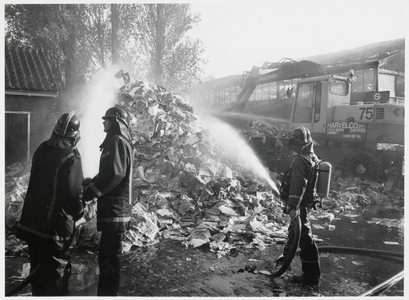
[5,94,60,164]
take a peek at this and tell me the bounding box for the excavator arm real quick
[229,66,260,112]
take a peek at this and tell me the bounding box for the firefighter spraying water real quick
[272,126,332,280]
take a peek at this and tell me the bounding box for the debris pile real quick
[240,121,288,141]
[113,77,286,254]
[5,163,29,231]
[237,121,291,173]
[324,175,403,211]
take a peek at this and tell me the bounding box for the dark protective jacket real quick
[16,141,84,250]
[88,133,133,232]
[286,142,320,209]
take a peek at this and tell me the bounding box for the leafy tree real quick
[136,3,207,91]
[111,4,120,64]
[109,4,147,76]
[82,4,111,69]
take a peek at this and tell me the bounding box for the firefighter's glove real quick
[83,186,97,202]
[285,206,299,220]
[73,210,84,222]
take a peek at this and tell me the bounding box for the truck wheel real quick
[348,152,378,179]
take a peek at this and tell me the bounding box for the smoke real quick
[77,65,124,178]
[200,114,278,191]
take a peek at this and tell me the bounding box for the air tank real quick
[316,162,332,198]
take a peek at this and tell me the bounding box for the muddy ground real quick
[5,236,403,297]
[5,239,295,297]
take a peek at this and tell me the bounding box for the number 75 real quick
[359,107,373,120]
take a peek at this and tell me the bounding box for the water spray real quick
[200,114,279,193]
[77,66,123,178]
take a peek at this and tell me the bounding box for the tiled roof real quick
[5,45,60,93]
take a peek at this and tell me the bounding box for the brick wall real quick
[5,94,61,161]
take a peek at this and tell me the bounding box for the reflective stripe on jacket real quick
[92,134,133,232]
[16,142,84,247]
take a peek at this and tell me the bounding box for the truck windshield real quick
[330,78,349,95]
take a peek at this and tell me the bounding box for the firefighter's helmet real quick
[54,111,80,138]
[102,105,130,127]
[292,126,312,145]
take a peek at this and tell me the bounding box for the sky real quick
[188,0,408,79]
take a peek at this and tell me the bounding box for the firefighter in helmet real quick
[83,105,134,296]
[280,126,321,285]
[16,112,85,296]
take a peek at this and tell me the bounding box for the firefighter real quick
[281,126,321,285]
[82,105,133,296]
[16,112,85,296]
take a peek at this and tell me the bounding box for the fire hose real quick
[271,215,301,277]
[359,270,404,296]
[272,217,404,277]
[271,214,404,295]
[5,264,42,296]
[6,181,94,296]
[6,232,76,296]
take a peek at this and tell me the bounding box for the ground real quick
[7,236,403,297]
[7,238,323,297]
[6,203,404,297]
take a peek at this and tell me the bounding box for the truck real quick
[213,64,404,179]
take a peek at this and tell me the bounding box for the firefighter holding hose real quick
[82,105,134,296]
[16,112,85,296]
[279,126,321,285]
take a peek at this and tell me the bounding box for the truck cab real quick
[289,75,351,139]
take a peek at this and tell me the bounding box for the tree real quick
[109,4,148,76]
[82,4,111,69]
[136,3,207,91]
[111,4,120,64]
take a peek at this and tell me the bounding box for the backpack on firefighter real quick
[278,159,332,209]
